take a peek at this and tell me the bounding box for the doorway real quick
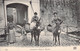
[6,3,28,26]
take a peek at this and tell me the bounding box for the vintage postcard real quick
[0,0,80,51]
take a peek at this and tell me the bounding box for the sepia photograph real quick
[0,0,80,50]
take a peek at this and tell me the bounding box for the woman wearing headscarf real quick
[7,15,16,44]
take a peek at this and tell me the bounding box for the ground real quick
[0,31,80,47]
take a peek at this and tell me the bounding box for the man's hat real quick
[34,12,37,15]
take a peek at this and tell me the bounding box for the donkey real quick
[52,24,61,45]
[47,19,63,45]
[23,18,44,46]
[53,19,63,45]
[30,18,44,46]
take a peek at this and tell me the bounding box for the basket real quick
[47,24,52,32]
[24,23,30,31]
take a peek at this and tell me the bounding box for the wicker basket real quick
[24,23,30,31]
[47,24,52,32]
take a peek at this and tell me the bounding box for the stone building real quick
[0,0,40,28]
[0,0,80,32]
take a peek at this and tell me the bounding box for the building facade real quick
[0,0,40,28]
[0,0,80,32]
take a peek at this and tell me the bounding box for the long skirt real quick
[8,28,16,43]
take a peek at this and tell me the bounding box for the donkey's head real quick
[36,18,41,27]
[36,18,45,31]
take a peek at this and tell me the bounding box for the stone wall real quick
[0,1,5,34]
[0,1,5,28]
[0,0,40,34]
[0,0,40,23]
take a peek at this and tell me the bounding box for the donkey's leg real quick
[53,34,54,41]
[37,34,40,46]
[58,34,60,45]
[53,34,55,45]
[31,31,33,43]
[35,35,39,46]
[55,36,57,45]
[34,34,37,46]
[31,34,33,43]
[37,30,40,46]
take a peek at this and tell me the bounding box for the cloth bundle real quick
[30,22,36,30]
